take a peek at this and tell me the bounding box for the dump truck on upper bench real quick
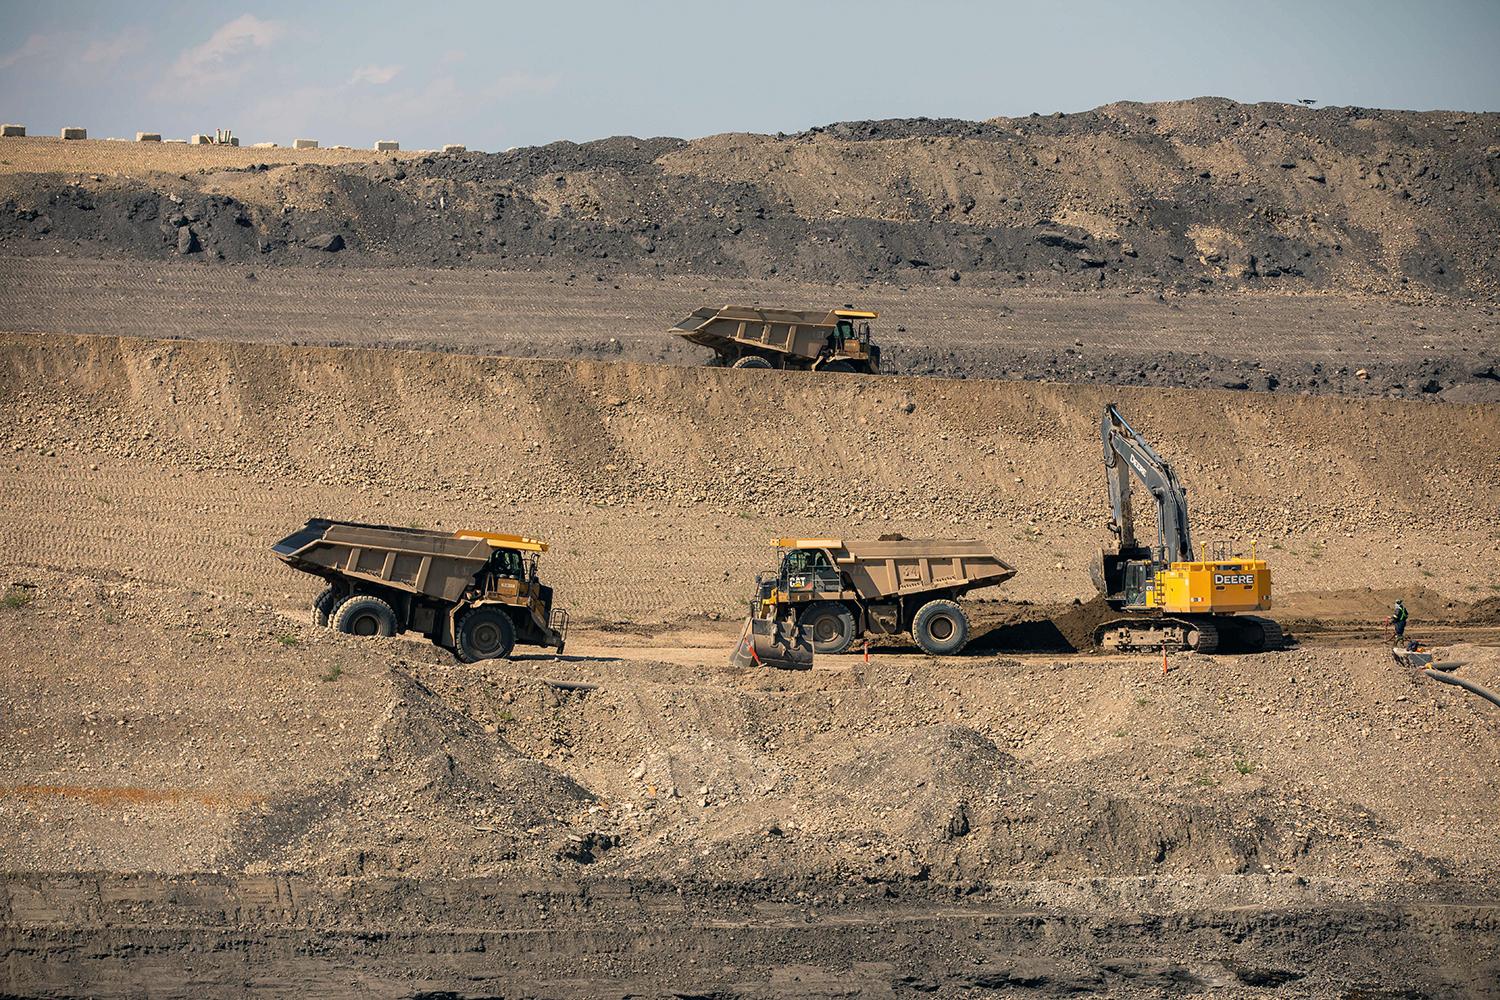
[272,519,568,661]
[734,535,1016,667]
[671,305,883,373]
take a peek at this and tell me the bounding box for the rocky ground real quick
[2,567,1499,997]
[0,332,1497,996]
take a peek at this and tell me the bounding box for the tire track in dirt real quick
[3,258,1496,398]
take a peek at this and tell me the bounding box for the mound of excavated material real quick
[3,98,1499,298]
[2,571,1498,996]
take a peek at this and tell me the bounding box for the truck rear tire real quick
[799,602,856,654]
[311,586,343,627]
[332,595,397,639]
[913,599,969,655]
[732,356,772,369]
[455,607,516,662]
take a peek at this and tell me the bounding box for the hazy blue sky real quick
[3,1,1498,150]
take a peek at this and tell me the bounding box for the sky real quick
[2,0,1498,151]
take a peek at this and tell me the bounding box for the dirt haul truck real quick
[272,519,568,661]
[671,305,882,373]
[738,535,1016,665]
[1089,404,1283,653]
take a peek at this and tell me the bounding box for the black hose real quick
[1423,669,1500,710]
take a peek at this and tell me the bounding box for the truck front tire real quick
[332,595,397,639]
[800,602,856,654]
[455,607,516,662]
[912,599,969,655]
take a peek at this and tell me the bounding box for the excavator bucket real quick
[729,616,813,671]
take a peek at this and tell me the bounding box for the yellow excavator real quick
[1088,404,1284,653]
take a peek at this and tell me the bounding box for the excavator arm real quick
[1100,403,1193,563]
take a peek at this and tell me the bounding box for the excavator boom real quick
[1100,403,1193,562]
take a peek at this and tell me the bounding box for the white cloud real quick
[171,14,284,80]
[0,33,55,71]
[349,64,401,86]
[2,27,146,73]
[81,28,148,66]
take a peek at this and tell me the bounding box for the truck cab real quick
[826,309,880,372]
[757,543,845,610]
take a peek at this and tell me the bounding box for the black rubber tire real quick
[455,606,516,663]
[311,586,343,627]
[912,599,969,655]
[732,356,773,369]
[331,595,397,639]
[799,602,856,654]
[820,360,855,373]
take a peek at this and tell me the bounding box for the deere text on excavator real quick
[1089,404,1284,654]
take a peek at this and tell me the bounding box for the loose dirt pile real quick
[3,570,1499,996]
[5,571,1499,886]
[4,98,1499,298]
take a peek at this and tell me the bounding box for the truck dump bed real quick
[784,536,1016,599]
[273,519,545,604]
[672,305,845,355]
[842,538,1016,598]
[671,305,881,371]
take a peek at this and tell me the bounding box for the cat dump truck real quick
[272,519,567,661]
[671,305,882,373]
[1089,404,1283,653]
[737,535,1016,664]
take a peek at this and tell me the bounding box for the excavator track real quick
[1237,615,1285,652]
[1094,616,1221,653]
[1093,615,1294,654]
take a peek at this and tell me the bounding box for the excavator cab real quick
[1120,558,1156,609]
[1092,544,1156,608]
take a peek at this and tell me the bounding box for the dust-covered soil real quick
[2,333,1498,618]
[4,257,1498,401]
[5,98,1500,299]
[2,571,1499,997]
[1,333,1499,995]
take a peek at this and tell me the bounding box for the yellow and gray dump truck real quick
[733,534,1016,668]
[671,305,883,373]
[273,519,568,661]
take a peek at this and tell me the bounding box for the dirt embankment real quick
[1,333,1497,620]
[4,98,1499,298]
